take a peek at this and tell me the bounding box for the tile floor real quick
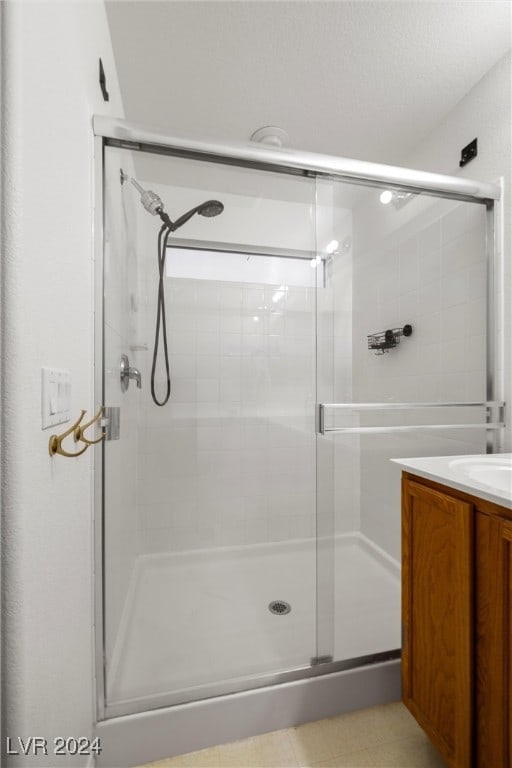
[136,702,447,767]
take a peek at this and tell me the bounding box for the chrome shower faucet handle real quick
[120,353,142,392]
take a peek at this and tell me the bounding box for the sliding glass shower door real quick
[314,175,497,668]
[98,135,500,720]
[101,146,334,716]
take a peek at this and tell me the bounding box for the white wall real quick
[1,2,123,764]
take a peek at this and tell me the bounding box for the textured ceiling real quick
[106,0,511,166]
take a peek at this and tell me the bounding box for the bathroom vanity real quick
[392,454,512,768]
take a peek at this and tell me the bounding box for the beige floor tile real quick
[136,744,222,767]
[250,729,299,767]
[182,746,224,767]
[291,719,362,764]
[326,703,421,752]
[133,758,183,767]
[367,735,447,767]
[214,730,298,768]
[135,703,445,768]
[133,757,187,768]
[210,738,257,767]
[310,747,377,767]
[290,721,335,764]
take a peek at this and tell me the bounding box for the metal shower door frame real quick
[92,118,503,722]
[93,134,106,722]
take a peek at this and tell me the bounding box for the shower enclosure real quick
[93,117,503,765]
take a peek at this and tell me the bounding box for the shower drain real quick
[268,600,291,615]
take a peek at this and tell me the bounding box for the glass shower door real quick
[315,175,496,668]
[101,145,334,716]
[100,139,498,719]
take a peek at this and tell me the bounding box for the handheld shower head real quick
[130,178,223,231]
[198,200,224,218]
[171,199,224,230]
[129,177,225,407]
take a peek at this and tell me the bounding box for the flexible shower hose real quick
[150,224,172,406]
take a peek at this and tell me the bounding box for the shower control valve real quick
[120,354,142,392]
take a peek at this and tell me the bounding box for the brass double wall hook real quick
[48,406,105,457]
[74,405,105,446]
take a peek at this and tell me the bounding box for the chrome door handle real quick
[317,401,506,435]
[120,354,142,391]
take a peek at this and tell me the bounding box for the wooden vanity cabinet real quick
[401,472,512,768]
[474,510,512,768]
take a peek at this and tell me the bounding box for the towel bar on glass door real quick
[317,401,506,435]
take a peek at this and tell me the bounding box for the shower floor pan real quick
[97,532,401,767]
[106,532,400,711]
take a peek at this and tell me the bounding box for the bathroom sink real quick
[392,454,512,508]
[449,457,512,494]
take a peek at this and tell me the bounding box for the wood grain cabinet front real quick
[401,472,512,768]
[474,511,512,768]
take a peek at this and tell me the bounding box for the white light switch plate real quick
[41,368,71,429]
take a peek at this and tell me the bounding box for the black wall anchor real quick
[368,324,413,355]
[99,58,109,102]
[459,138,477,167]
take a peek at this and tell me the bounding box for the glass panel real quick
[102,140,491,717]
[315,177,489,664]
[102,147,324,713]
[102,146,141,687]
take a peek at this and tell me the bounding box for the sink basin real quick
[449,457,512,495]
[392,453,512,508]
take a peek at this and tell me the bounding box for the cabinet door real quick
[402,476,473,768]
[475,512,512,768]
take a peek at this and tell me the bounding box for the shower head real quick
[198,200,224,218]
[171,200,224,230]
[130,178,223,231]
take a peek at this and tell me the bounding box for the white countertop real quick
[391,453,512,509]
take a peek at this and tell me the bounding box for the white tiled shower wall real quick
[104,154,491,600]
[354,201,487,403]
[136,278,318,552]
[352,198,490,560]
[129,172,355,555]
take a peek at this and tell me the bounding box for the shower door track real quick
[94,117,500,202]
[93,117,503,729]
[104,649,401,719]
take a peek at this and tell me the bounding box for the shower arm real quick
[130,178,173,228]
